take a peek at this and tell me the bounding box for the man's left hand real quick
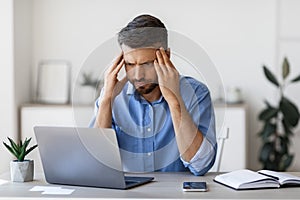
[154,47,181,105]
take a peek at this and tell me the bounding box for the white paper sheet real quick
[30,186,61,191]
[42,189,74,195]
[30,186,74,195]
[0,179,8,185]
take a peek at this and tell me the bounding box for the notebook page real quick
[214,169,278,189]
[258,170,300,185]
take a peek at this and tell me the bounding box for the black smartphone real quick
[182,181,207,192]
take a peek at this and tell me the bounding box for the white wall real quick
[0,0,33,174]
[4,0,300,172]
[30,0,279,170]
[14,0,33,114]
[0,0,16,173]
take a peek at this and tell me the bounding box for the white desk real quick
[0,172,299,199]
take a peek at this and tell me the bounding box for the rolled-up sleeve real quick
[180,77,217,175]
[180,132,216,175]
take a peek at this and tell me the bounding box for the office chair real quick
[209,127,229,172]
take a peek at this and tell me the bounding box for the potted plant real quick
[258,57,300,171]
[3,137,38,182]
[81,72,99,88]
[79,71,101,105]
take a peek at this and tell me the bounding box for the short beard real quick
[136,83,158,95]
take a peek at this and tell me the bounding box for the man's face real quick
[122,45,159,95]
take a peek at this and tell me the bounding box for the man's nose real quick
[134,65,145,80]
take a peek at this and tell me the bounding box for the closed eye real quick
[125,62,134,66]
[125,60,155,68]
[143,61,154,65]
[140,62,154,68]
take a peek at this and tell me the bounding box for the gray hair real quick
[118,14,168,49]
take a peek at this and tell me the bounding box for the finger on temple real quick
[154,59,165,75]
[156,50,165,66]
[160,48,175,69]
[114,59,125,73]
[108,53,123,72]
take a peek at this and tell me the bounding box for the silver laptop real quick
[34,126,154,189]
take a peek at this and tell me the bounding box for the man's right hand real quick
[95,53,127,128]
[102,53,127,100]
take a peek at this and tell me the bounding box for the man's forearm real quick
[168,98,204,162]
[94,97,113,128]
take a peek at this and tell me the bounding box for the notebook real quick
[34,126,154,189]
[214,169,300,190]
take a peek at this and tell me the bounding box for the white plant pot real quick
[10,160,34,182]
[79,86,96,105]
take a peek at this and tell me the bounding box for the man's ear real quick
[166,48,171,58]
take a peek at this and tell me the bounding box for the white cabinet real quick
[215,104,247,171]
[20,103,247,173]
[20,104,94,173]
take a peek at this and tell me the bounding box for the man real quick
[90,14,216,175]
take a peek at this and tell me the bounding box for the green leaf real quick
[283,154,294,170]
[8,137,20,156]
[259,142,274,162]
[282,119,293,137]
[25,144,38,157]
[263,66,279,87]
[259,122,276,141]
[258,107,278,121]
[23,138,31,150]
[3,142,17,157]
[81,72,98,88]
[282,57,290,80]
[278,136,288,155]
[279,154,294,171]
[264,100,272,107]
[280,97,300,127]
[291,74,300,83]
[18,142,27,161]
[264,161,277,170]
[3,137,37,161]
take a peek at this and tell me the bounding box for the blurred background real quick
[1,0,300,174]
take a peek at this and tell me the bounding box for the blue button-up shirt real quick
[90,76,216,176]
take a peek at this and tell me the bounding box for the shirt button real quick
[147,152,152,156]
[147,128,151,132]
